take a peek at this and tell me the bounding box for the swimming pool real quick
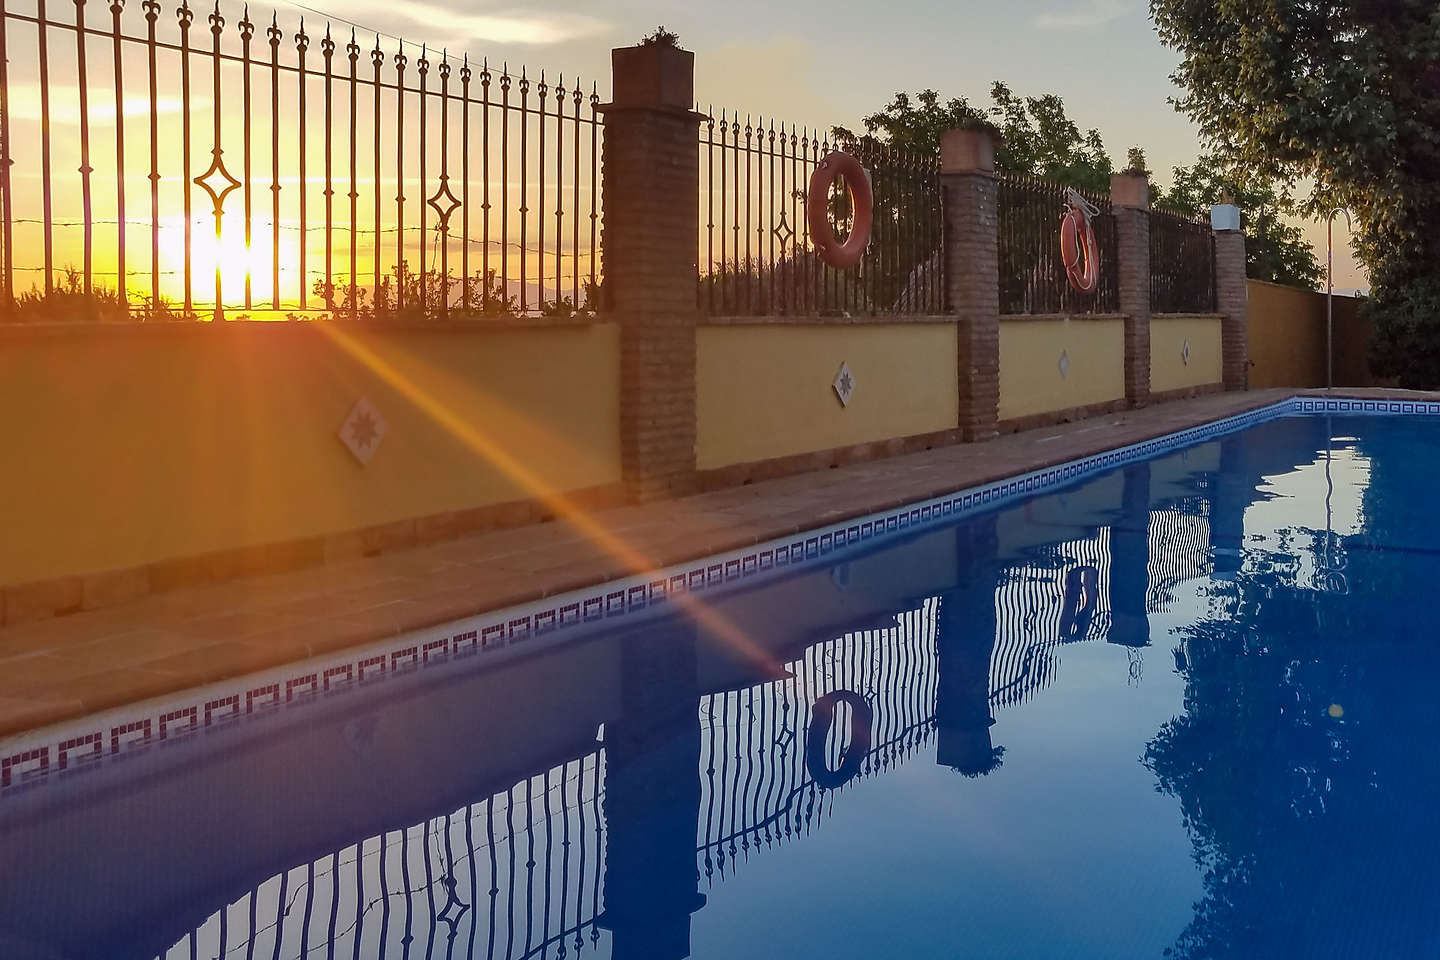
[3,397,1438,959]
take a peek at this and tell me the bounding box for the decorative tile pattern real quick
[338,397,388,466]
[833,361,855,408]
[4,394,1436,797]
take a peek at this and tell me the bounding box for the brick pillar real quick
[1111,172,1151,407]
[1212,203,1249,391]
[941,127,1000,441]
[601,44,702,501]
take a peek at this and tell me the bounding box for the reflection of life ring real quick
[805,690,873,789]
[807,152,873,270]
[1058,565,1100,639]
[1059,189,1100,294]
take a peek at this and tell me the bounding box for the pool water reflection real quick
[2,413,1438,959]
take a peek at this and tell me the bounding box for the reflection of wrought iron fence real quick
[697,115,943,316]
[997,173,1119,315]
[1149,205,1216,313]
[0,0,603,319]
[157,750,609,960]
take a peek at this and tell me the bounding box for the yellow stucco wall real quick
[0,322,621,584]
[998,316,1125,422]
[1247,279,1378,388]
[1151,314,1223,393]
[695,323,959,470]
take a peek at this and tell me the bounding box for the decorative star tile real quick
[832,360,856,407]
[339,397,388,465]
[1058,349,1070,378]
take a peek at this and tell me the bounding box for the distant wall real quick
[0,322,622,592]
[1151,314,1223,395]
[1247,279,1380,388]
[998,316,1125,424]
[695,321,960,472]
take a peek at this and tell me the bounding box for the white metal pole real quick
[1327,216,1333,391]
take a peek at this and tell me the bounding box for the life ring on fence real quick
[1059,187,1100,294]
[807,152,873,270]
[805,689,873,789]
[1058,564,1100,640]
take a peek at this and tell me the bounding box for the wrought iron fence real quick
[697,114,943,316]
[1149,204,1216,313]
[0,0,602,321]
[997,173,1119,315]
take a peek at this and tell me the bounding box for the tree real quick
[1163,153,1324,289]
[834,83,1116,191]
[1149,0,1439,385]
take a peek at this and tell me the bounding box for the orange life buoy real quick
[808,152,873,270]
[1059,191,1100,294]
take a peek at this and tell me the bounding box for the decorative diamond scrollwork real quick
[773,210,795,250]
[427,178,461,233]
[194,150,241,217]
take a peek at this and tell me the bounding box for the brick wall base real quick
[997,398,1130,435]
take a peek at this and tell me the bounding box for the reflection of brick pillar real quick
[936,514,1002,775]
[601,44,702,502]
[941,128,1000,441]
[1112,172,1151,407]
[1212,206,1249,391]
[1108,461,1152,648]
[600,622,705,960]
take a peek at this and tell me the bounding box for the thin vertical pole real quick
[295,19,308,308]
[110,0,126,307]
[571,82,580,307]
[536,71,546,310]
[346,31,358,318]
[240,6,254,310]
[394,44,405,311]
[518,67,528,313]
[0,0,10,308]
[321,25,333,309]
[145,0,160,312]
[75,0,93,298]
[436,54,450,318]
[481,60,491,309]
[1327,214,1334,392]
[267,14,279,309]
[553,76,563,308]
[179,0,193,313]
[460,56,470,310]
[37,0,54,294]
[417,47,428,310]
[371,36,382,312]
[704,108,713,313]
[588,83,598,295]
[499,65,509,307]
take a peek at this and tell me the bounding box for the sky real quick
[284,0,1365,292]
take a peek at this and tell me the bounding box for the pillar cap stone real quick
[1110,171,1150,210]
[941,127,996,175]
[609,43,694,112]
[1211,204,1242,232]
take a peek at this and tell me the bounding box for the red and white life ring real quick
[807,151,873,270]
[1060,189,1100,294]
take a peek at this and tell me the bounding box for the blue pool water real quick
[3,410,1440,959]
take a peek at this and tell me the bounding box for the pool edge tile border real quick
[2,394,1430,796]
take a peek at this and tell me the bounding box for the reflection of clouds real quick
[5,83,194,124]
[313,0,608,45]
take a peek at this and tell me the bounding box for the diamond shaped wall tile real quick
[1182,339,1192,365]
[339,397,388,465]
[1058,349,1070,378]
[833,361,856,407]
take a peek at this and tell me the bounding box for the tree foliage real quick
[1164,153,1324,289]
[842,84,1321,290]
[1149,0,1440,384]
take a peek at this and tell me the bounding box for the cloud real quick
[323,0,608,47]
[1034,0,1129,29]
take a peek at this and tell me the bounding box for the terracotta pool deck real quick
[0,387,1427,739]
